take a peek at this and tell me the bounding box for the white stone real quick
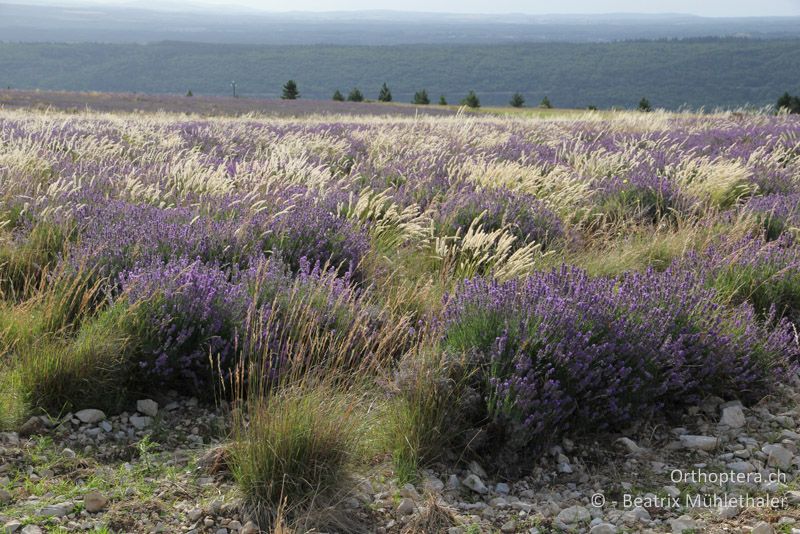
[136,399,159,417]
[38,501,74,517]
[622,506,651,524]
[462,474,488,494]
[762,444,793,470]
[679,435,719,451]
[129,415,152,430]
[20,527,42,534]
[671,515,697,533]
[727,461,756,473]
[3,521,22,534]
[556,505,591,524]
[589,523,618,534]
[616,437,644,455]
[720,403,746,428]
[468,461,487,478]
[74,409,105,424]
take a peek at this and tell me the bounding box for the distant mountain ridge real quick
[2,2,800,44]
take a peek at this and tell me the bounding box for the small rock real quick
[100,421,113,432]
[3,521,22,534]
[616,437,644,455]
[468,460,487,478]
[397,498,415,515]
[495,482,510,494]
[623,506,651,524]
[727,461,756,473]
[136,399,159,417]
[500,519,516,533]
[720,403,746,428]
[38,501,74,517]
[462,474,488,494]
[20,527,42,534]
[786,491,800,505]
[75,409,106,424]
[61,448,76,458]
[762,444,793,470]
[19,416,46,437]
[129,415,152,430]
[0,433,19,446]
[557,505,591,524]
[240,521,259,534]
[679,435,719,451]
[228,521,242,531]
[0,489,11,504]
[187,508,203,521]
[84,491,108,513]
[423,476,444,492]
[215,529,227,534]
[718,505,741,519]
[751,521,775,534]
[670,515,697,533]
[590,524,618,534]
[446,474,460,491]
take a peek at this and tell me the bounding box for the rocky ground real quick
[2,376,800,534]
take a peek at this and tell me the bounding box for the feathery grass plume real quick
[670,157,756,209]
[338,187,431,251]
[432,213,549,282]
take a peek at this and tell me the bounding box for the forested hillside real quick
[1,38,798,108]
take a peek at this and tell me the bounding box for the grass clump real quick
[380,348,471,483]
[229,383,367,531]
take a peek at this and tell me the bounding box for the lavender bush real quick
[442,266,798,450]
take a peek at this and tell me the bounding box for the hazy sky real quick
[33,0,800,17]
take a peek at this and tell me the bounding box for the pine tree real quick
[539,96,552,109]
[777,92,800,114]
[439,95,447,106]
[413,89,430,105]
[186,90,193,97]
[638,97,653,112]
[281,80,299,100]
[332,90,345,101]
[509,92,525,108]
[461,90,480,108]
[347,88,364,102]
[378,83,392,102]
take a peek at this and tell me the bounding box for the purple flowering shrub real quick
[438,186,564,249]
[117,253,383,390]
[119,258,247,387]
[683,235,800,324]
[442,266,797,450]
[744,193,800,240]
[238,194,370,276]
[589,170,685,226]
[71,201,237,278]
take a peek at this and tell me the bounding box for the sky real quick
[28,0,800,17]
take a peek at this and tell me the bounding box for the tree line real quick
[203,79,799,114]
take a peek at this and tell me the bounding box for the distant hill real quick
[1,3,800,44]
[0,39,798,109]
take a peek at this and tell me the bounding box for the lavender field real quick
[1,108,800,532]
